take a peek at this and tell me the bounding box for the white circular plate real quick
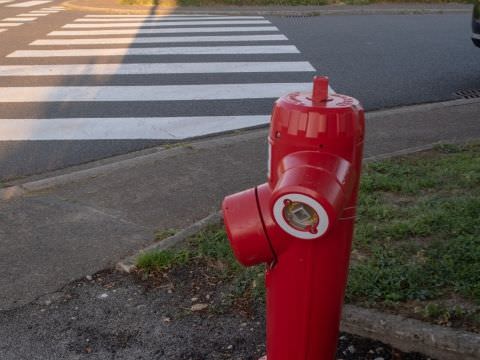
[272,193,329,240]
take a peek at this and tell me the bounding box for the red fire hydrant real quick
[222,76,365,359]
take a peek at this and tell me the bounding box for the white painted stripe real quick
[0,115,271,140]
[0,29,7,33]
[19,12,49,15]
[0,22,22,27]
[0,83,311,102]
[8,0,52,7]
[3,17,37,21]
[0,0,15,4]
[84,14,233,17]
[74,16,264,22]
[63,20,271,28]
[48,26,279,36]
[0,61,314,76]
[8,45,298,57]
[33,9,58,12]
[32,34,288,45]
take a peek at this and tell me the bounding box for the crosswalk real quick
[0,14,319,140]
[0,6,64,34]
[6,1,52,7]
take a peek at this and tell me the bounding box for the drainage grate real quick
[454,89,480,99]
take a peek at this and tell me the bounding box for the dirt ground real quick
[0,267,433,359]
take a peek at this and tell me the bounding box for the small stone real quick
[191,297,198,302]
[190,303,208,311]
[86,275,93,281]
[227,345,233,350]
[98,293,108,299]
[205,294,211,300]
[162,317,171,323]
[347,345,355,353]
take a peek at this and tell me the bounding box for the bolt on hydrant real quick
[222,76,365,360]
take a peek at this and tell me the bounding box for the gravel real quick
[0,270,434,359]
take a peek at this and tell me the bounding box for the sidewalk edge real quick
[2,97,479,202]
[116,211,222,272]
[61,1,471,16]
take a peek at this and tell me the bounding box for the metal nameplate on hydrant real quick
[222,76,365,360]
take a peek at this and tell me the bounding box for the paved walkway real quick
[1,98,480,311]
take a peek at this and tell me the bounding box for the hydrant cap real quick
[312,76,329,102]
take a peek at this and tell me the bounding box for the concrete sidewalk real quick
[1,98,480,311]
[62,0,471,15]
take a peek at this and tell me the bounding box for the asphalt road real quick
[0,7,477,181]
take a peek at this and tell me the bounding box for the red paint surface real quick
[222,77,365,360]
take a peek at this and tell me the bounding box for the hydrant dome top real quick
[278,76,360,112]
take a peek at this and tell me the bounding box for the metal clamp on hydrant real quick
[222,76,365,360]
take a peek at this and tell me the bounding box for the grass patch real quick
[137,142,480,331]
[120,0,473,7]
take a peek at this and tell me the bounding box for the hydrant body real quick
[222,77,365,359]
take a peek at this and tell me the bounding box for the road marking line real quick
[0,29,7,33]
[31,34,288,45]
[7,0,52,7]
[48,26,279,36]
[63,20,271,28]
[0,115,271,140]
[0,22,22,27]
[0,61,314,76]
[84,14,235,17]
[3,17,38,21]
[75,16,264,22]
[0,0,15,4]
[19,12,49,15]
[8,45,299,57]
[0,83,312,102]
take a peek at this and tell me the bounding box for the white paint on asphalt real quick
[0,61,314,76]
[0,83,312,102]
[74,16,265,22]
[19,12,49,16]
[7,0,52,7]
[48,26,279,36]
[0,0,15,4]
[31,34,288,45]
[0,22,22,27]
[84,14,233,17]
[0,29,7,33]
[63,20,271,28]
[0,115,271,140]
[0,13,319,142]
[8,45,299,57]
[3,17,38,21]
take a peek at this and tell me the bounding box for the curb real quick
[341,305,480,360]
[2,97,479,202]
[116,211,222,273]
[61,1,471,16]
[115,207,480,360]
[0,129,265,201]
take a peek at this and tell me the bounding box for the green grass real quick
[119,0,473,7]
[137,142,480,330]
